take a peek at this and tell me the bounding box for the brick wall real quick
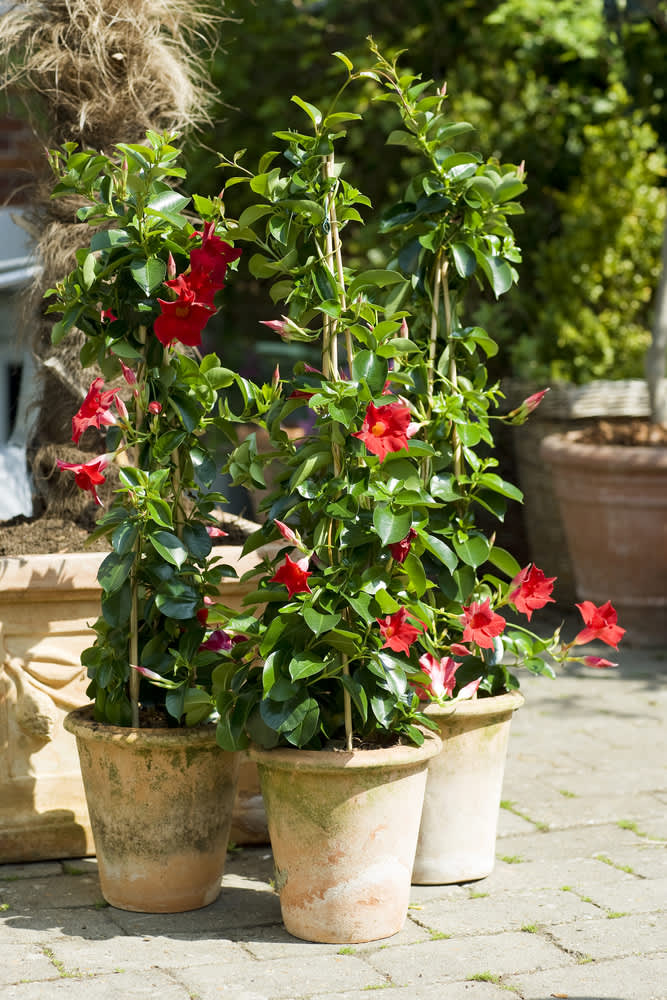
[0,115,40,206]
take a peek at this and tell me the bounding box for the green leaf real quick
[290,95,322,126]
[289,652,327,681]
[111,521,138,556]
[421,532,458,573]
[347,269,405,299]
[303,607,342,636]
[488,546,522,580]
[332,50,353,72]
[476,252,513,298]
[130,257,166,295]
[149,530,188,568]
[453,531,490,569]
[373,506,412,546]
[351,351,388,393]
[100,581,132,627]
[182,522,212,561]
[155,585,199,620]
[98,551,135,594]
[451,242,477,278]
[402,552,427,598]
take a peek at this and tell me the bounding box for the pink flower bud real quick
[167,252,177,280]
[260,319,289,338]
[523,388,549,413]
[206,526,228,538]
[583,656,618,669]
[148,401,162,415]
[117,358,137,386]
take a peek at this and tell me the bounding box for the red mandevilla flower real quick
[461,599,506,649]
[352,400,412,462]
[509,564,556,621]
[56,454,110,507]
[376,607,425,656]
[154,274,214,348]
[188,222,242,303]
[415,653,460,701]
[574,600,625,650]
[71,378,123,444]
[271,554,312,598]
[388,528,417,564]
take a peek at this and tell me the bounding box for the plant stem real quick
[321,152,353,752]
[129,562,140,728]
[441,263,463,478]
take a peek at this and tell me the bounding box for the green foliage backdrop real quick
[186,0,667,385]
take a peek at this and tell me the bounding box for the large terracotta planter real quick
[412,691,524,885]
[505,378,659,605]
[251,734,441,944]
[541,431,667,646]
[0,525,276,862]
[64,705,239,912]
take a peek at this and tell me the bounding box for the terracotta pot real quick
[251,734,441,944]
[64,705,240,912]
[412,691,524,885]
[0,525,276,862]
[541,432,667,646]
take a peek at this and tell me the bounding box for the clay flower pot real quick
[412,691,524,885]
[64,705,240,912]
[251,734,441,944]
[541,431,667,646]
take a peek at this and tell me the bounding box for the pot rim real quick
[541,430,667,470]
[423,688,524,720]
[249,729,442,771]
[63,704,221,748]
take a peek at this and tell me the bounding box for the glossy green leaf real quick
[149,530,188,568]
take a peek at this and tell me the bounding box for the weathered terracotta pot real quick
[412,691,524,885]
[251,734,441,944]
[64,705,240,912]
[541,432,667,646]
[0,525,275,862]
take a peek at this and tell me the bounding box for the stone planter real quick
[64,705,239,912]
[541,431,667,646]
[0,525,276,862]
[251,734,441,944]
[412,691,524,885]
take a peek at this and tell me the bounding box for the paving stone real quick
[411,886,602,937]
[240,917,431,960]
[108,879,281,937]
[49,933,248,976]
[0,970,191,1000]
[314,982,510,1000]
[591,841,667,879]
[0,943,59,986]
[496,821,649,861]
[0,875,103,910]
[362,929,574,987]
[505,952,667,1000]
[578,875,667,915]
[548,911,667,961]
[480,853,643,895]
[0,863,62,881]
[175,953,386,999]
